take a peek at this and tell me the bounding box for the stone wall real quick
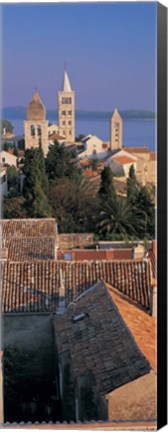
[58,233,94,250]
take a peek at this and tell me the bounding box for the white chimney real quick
[132,244,145,260]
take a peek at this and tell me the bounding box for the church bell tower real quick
[58,70,75,143]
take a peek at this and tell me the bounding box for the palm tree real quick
[97,195,143,237]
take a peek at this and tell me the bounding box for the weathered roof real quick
[26,90,46,121]
[54,282,150,396]
[1,219,57,262]
[107,284,156,371]
[1,259,151,313]
[1,218,56,238]
[3,238,56,261]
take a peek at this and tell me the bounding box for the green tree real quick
[98,166,116,199]
[136,185,155,239]
[3,196,27,219]
[49,177,97,232]
[22,147,51,218]
[6,166,19,197]
[13,143,19,157]
[127,164,139,205]
[97,195,142,239]
[90,158,100,172]
[46,141,82,183]
[1,119,14,135]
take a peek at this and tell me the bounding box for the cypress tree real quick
[22,148,51,217]
[98,166,116,199]
[127,164,139,205]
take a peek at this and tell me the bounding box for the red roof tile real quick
[107,284,156,371]
[59,249,132,261]
[113,156,136,165]
[2,259,151,313]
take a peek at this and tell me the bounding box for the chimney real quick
[57,268,66,315]
[150,278,157,318]
[132,243,145,260]
[152,240,157,257]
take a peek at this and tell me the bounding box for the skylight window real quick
[72,312,88,323]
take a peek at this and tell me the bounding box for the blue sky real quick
[2,2,157,111]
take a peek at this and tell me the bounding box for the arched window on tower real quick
[37,125,42,136]
[31,125,35,137]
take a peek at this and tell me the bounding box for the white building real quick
[0,151,18,167]
[79,135,110,159]
[105,149,138,177]
[48,123,59,137]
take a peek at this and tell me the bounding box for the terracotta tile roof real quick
[4,238,56,261]
[54,282,150,396]
[49,133,65,141]
[1,259,151,313]
[1,218,56,238]
[1,218,57,261]
[112,156,136,165]
[59,249,132,261]
[123,146,149,154]
[107,284,156,372]
[84,169,99,178]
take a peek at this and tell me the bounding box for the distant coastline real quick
[2,107,156,122]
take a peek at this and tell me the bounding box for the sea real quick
[2,109,156,152]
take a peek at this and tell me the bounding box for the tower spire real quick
[63,69,72,92]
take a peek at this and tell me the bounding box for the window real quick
[68,121,71,125]
[2,158,5,163]
[31,125,35,137]
[37,125,42,136]
[68,110,72,115]
[62,97,72,104]
[63,131,65,135]
[62,121,66,125]
[69,131,72,135]
[93,149,97,155]
[114,122,119,128]
[61,110,66,115]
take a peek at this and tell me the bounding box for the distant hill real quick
[2,107,156,121]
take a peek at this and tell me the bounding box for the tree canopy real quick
[22,147,51,218]
[1,119,14,135]
[46,141,82,183]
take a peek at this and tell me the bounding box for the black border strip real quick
[157,2,167,429]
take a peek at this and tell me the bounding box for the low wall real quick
[58,233,94,250]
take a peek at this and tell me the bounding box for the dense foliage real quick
[3,140,155,240]
[1,119,14,135]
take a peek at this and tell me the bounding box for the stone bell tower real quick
[110,109,123,151]
[24,90,49,156]
[58,70,75,143]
